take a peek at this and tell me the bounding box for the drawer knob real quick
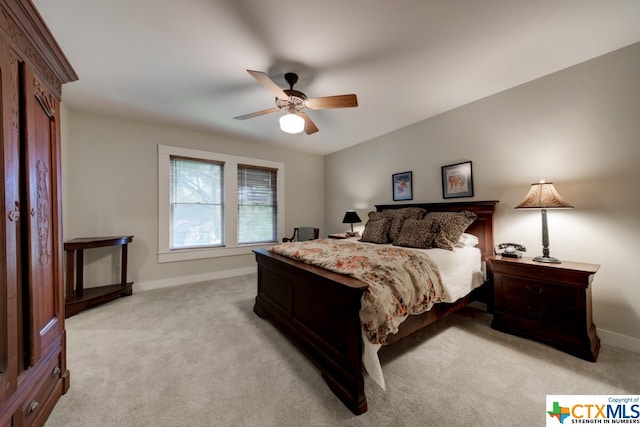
[527,305,545,316]
[27,400,39,415]
[52,366,61,377]
[526,285,543,295]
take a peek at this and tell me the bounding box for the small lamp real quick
[342,210,362,237]
[515,179,573,263]
[279,110,305,134]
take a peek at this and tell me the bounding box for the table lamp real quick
[342,210,362,237]
[515,179,573,263]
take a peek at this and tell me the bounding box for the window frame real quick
[158,145,284,263]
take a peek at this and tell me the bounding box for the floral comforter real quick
[269,239,448,344]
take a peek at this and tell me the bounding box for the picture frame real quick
[441,161,473,199]
[392,171,413,201]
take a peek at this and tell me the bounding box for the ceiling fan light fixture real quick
[279,112,305,134]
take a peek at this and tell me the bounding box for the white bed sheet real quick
[344,237,485,390]
[411,245,485,302]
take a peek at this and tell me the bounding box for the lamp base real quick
[533,255,562,264]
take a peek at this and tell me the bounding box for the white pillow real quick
[455,233,479,248]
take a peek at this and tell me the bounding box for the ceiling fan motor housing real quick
[277,89,307,112]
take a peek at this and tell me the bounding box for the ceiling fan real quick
[234,70,358,135]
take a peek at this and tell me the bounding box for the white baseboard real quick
[133,266,256,292]
[598,328,640,354]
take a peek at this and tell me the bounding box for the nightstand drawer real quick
[496,275,581,327]
[492,312,590,347]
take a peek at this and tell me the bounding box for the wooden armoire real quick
[0,1,77,426]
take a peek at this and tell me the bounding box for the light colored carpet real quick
[45,274,640,427]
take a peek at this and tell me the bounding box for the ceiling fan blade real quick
[247,70,289,100]
[299,111,319,135]
[306,94,358,110]
[234,107,280,120]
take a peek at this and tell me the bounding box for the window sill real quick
[158,242,275,263]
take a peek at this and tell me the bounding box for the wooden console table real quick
[64,236,134,317]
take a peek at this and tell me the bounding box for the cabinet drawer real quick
[493,312,590,348]
[497,275,583,326]
[18,353,63,427]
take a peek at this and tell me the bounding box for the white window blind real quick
[237,164,277,244]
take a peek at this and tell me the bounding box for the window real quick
[170,157,224,249]
[237,165,277,244]
[158,145,284,262]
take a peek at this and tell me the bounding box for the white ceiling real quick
[34,0,640,156]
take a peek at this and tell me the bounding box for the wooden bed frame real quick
[253,200,498,414]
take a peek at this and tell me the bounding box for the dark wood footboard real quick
[253,248,369,414]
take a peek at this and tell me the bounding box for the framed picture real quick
[392,171,413,201]
[441,161,473,199]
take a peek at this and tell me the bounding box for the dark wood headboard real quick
[374,200,498,261]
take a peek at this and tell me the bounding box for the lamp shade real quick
[515,180,574,209]
[279,113,305,134]
[342,210,362,224]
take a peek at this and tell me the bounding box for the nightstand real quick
[488,255,600,362]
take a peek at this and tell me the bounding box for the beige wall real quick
[61,111,325,289]
[326,43,640,351]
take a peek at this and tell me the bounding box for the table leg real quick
[76,249,84,297]
[121,243,132,296]
[65,250,75,302]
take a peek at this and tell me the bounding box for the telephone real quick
[494,243,526,258]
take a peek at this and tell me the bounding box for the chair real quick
[282,227,319,242]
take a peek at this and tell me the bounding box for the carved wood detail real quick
[0,6,58,95]
[33,77,55,118]
[35,160,51,266]
[8,48,18,131]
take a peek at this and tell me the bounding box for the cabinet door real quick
[0,40,20,405]
[22,67,64,367]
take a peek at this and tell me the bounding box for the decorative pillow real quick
[367,211,386,221]
[382,207,427,244]
[360,216,392,244]
[394,218,434,249]
[424,210,477,250]
[455,233,479,248]
[432,230,455,250]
